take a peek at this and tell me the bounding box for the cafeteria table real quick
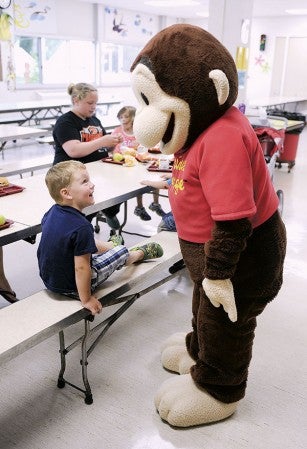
[0,124,50,154]
[0,159,157,246]
[0,98,121,127]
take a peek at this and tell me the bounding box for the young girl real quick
[112,106,166,221]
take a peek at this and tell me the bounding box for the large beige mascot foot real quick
[161,346,194,374]
[160,332,187,352]
[155,374,238,427]
[160,332,194,374]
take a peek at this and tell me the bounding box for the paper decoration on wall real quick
[13,0,57,35]
[254,54,270,73]
[260,34,266,51]
[240,19,250,45]
[104,6,158,44]
[235,46,249,88]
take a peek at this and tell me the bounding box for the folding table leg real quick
[57,330,66,389]
[80,317,93,404]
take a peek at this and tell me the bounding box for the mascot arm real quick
[202,218,252,322]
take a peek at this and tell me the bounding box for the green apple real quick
[0,214,6,226]
[113,153,124,162]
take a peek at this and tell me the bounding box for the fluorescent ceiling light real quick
[145,0,200,7]
[285,9,307,15]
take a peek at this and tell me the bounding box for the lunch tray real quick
[0,184,25,197]
[0,219,14,231]
[147,162,172,173]
[101,157,124,165]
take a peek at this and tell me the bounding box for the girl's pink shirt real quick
[112,126,137,153]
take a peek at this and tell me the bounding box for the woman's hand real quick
[101,133,123,148]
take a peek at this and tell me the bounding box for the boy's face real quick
[63,168,95,211]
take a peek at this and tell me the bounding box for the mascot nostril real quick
[162,113,175,146]
[131,23,286,428]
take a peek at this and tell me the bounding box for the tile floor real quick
[0,128,306,449]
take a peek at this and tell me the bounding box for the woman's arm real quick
[63,134,122,158]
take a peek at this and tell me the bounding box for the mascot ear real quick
[209,69,230,106]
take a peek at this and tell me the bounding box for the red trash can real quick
[277,124,305,172]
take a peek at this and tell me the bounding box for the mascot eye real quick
[141,93,149,105]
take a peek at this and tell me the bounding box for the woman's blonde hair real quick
[67,82,97,102]
[45,160,86,203]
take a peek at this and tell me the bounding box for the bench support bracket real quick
[56,259,185,404]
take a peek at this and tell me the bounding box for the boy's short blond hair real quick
[45,160,86,203]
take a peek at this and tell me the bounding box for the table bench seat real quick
[0,231,184,404]
[0,155,53,178]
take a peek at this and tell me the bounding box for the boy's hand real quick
[82,295,102,315]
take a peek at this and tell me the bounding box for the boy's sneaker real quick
[149,202,166,217]
[130,242,163,260]
[134,206,151,221]
[108,233,124,246]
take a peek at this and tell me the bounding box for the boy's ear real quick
[60,187,72,200]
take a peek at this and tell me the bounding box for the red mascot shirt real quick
[169,106,279,243]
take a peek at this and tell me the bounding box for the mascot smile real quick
[131,24,287,428]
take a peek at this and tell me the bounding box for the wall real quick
[1,0,307,109]
[246,15,307,106]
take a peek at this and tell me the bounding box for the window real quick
[14,36,40,85]
[13,37,140,87]
[14,36,95,86]
[99,43,141,84]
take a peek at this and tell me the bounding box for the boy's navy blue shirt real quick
[37,204,97,294]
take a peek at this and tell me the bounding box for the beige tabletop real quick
[0,124,50,146]
[0,159,163,245]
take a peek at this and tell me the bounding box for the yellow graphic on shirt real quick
[172,158,186,195]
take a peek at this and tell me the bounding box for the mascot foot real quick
[161,345,194,374]
[160,332,194,374]
[154,374,238,427]
[160,332,187,352]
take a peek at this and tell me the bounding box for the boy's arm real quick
[140,179,169,189]
[74,254,102,315]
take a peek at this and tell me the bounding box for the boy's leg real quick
[134,194,151,221]
[149,190,166,217]
[91,246,129,289]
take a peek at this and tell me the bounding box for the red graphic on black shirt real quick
[81,125,103,142]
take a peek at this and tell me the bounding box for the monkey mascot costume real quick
[130,24,287,427]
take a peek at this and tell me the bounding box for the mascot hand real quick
[202,278,237,322]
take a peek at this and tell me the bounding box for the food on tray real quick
[0,214,6,226]
[123,155,137,167]
[0,176,9,187]
[135,152,157,163]
[113,153,125,162]
[122,148,137,157]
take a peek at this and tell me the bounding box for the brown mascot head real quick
[130,24,238,155]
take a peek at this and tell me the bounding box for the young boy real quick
[37,160,163,315]
[140,174,176,232]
